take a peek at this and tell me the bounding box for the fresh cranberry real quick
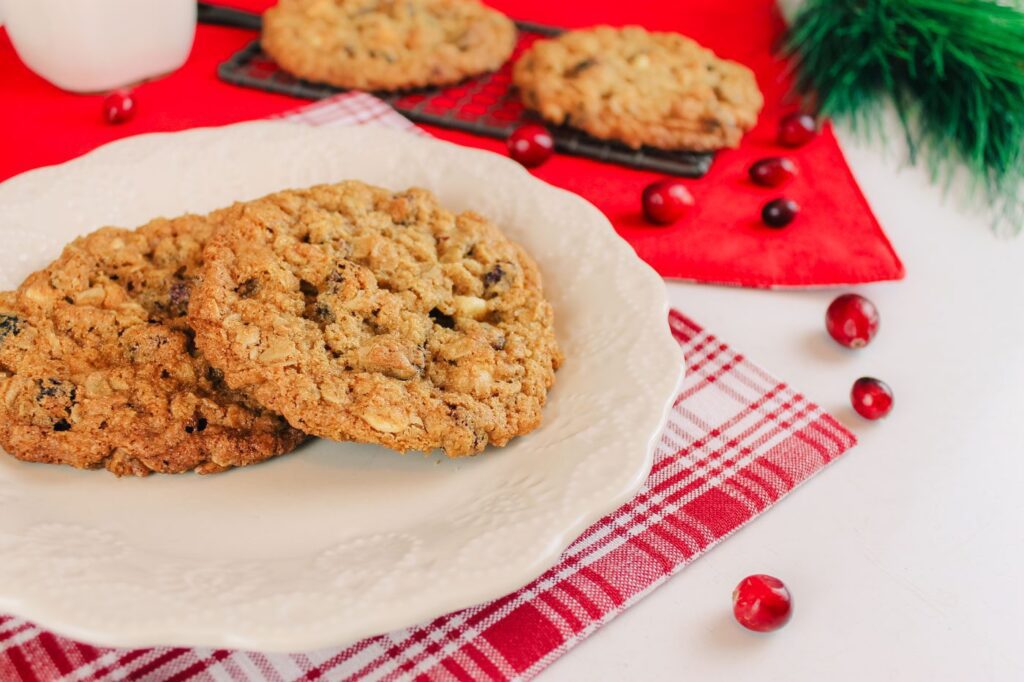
[507,124,554,167]
[851,377,894,419]
[733,574,792,632]
[778,113,817,147]
[825,293,879,348]
[749,157,797,187]
[642,178,695,225]
[761,198,799,228]
[103,90,136,125]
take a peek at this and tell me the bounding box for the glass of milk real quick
[0,0,196,93]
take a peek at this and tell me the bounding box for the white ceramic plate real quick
[0,123,683,652]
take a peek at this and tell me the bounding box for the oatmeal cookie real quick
[0,216,306,476]
[262,0,517,91]
[189,181,562,456]
[512,25,763,151]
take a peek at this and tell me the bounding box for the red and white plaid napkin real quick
[0,95,857,681]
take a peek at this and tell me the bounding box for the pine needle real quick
[785,0,1024,232]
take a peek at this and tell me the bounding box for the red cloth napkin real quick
[0,308,855,681]
[0,0,903,288]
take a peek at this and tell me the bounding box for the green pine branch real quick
[785,0,1024,231]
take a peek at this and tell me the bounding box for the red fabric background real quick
[0,0,904,288]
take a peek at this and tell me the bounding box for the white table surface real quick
[545,112,1024,679]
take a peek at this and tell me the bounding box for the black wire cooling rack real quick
[206,5,715,177]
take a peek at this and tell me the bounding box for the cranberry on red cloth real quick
[749,156,798,187]
[778,112,818,148]
[102,90,136,125]
[642,178,695,225]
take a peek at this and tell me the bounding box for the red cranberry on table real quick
[733,574,792,632]
[103,90,136,125]
[825,293,880,348]
[642,178,695,225]
[778,112,817,147]
[506,124,554,168]
[761,198,800,228]
[749,157,798,187]
[851,377,894,420]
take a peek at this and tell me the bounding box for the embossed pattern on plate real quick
[0,123,683,652]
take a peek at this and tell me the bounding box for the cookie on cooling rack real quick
[0,216,306,476]
[189,181,562,457]
[513,25,763,151]
[262,0,517,91]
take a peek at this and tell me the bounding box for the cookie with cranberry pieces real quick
[0,216,305,476]
[262,0,517,91]
[513,25,763,151]
[189,181,562,456]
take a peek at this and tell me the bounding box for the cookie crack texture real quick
[190,181,562,457]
